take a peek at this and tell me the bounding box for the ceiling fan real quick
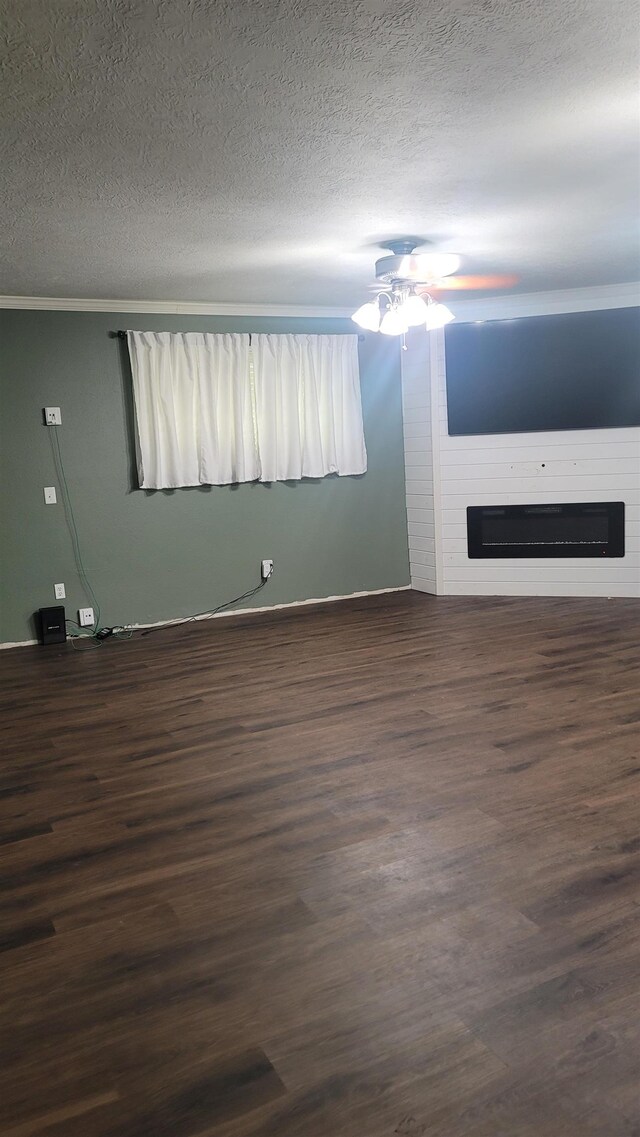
[352,239,517,337]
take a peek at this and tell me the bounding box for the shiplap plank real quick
[403,421,431,438]
[410,551,436,568]
[403,446,431,462]
[407,494,436,509]
[444,563,640,583]
[404,459,433,475]
[403,392,430,411]
[411,576,437,594]
[442,476,640,496]
[408,522,436,538]
[402,379,430,399]
[440,444,640,465]
[441,492,640,508]
[404,435,431,451]
[409,537,436,552]
[405,480,434,497]
[445,580,639,597]
[441,459,639,480]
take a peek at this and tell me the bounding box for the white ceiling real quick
[2,0,639,307]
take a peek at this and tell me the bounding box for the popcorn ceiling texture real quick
[1,0,638,304]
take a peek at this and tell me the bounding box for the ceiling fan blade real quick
[418,274,519,292]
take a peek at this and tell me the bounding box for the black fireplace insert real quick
[467,502,625,558]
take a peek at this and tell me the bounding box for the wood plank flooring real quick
[0,591,639,1137]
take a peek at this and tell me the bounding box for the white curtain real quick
[251,334,366,481]
[128,330,366,488]
[127,332,257,488]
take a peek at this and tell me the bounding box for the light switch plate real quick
[44,486,57,504]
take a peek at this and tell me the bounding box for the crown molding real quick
[1,281,638,321]
[0,294,354,317]
[448,281,640,323]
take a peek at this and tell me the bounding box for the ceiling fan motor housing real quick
[358,240,514,330]
[374,254,424,284]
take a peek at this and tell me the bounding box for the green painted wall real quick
[0,310,409,643]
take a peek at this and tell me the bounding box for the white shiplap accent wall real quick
[402,331,438,593]
[431,285,640,597]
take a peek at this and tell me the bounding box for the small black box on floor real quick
[38,606,66,645]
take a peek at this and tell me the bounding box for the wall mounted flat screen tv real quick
[445,305,640,436]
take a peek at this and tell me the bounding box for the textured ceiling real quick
[1,0,639,305]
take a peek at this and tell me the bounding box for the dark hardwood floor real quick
[1,590,639,1137]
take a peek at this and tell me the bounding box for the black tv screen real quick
[445,305,640,435]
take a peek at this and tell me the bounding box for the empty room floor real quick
[1,591,639,1137]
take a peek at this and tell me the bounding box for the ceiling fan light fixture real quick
[353,241,468,337]
[351,301,381,331]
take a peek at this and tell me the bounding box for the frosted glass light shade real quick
[379,308,409,336]
[398,294,429,327]
[425,302,455,330]
[351,301,380,331]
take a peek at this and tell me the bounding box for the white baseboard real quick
[0,585,412,649]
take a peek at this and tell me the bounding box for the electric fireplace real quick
[467,502,625,559]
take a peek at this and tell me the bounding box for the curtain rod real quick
[115,330,365,341]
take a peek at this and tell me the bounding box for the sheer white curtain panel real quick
[127,331,256,488]
[251,333,367,481]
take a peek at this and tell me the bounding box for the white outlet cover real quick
[44,407,62,425]
[54,583,66,599]
[44,486,57,504]
[78,607,95,627]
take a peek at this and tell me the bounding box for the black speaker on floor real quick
[38,606,66,645]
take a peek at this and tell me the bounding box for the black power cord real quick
[49,424,274,646]
[48,425,108,649]
[140,570,273,637]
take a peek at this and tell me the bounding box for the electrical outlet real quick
[44,486,57,504]
[78,607,95,627]
[54,583,66,599]
[261,558,274,580]
[44,407,62,425]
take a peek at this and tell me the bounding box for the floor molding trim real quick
[0,585,412,649]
